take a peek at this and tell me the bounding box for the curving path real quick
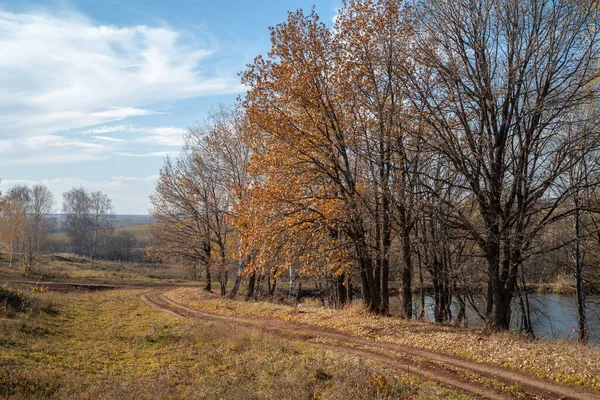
[141,289,600,400]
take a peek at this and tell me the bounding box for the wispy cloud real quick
[0,134,111,165]
[23,135,104,150]
[92,136,124,142]
[80,125,133,135]
[132,127,188,146]
[111,175,159,182]
[0,8,243,139]
[114,151,179,158]
[89,107,163,119]
[81,124,188,146]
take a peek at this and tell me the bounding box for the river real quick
[410,293,600,345]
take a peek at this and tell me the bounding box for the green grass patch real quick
[0,289,467,399]
[48,224,151,243]
[0,253,198,287]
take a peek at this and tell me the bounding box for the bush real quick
[0,285,53,316]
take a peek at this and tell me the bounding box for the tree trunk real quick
[517,264,534,337]
[347,274,353,303]
[204,263,211,291]
[380,211,391,314]
[401,229,413,319]
[354,236,380,312]
[485,238,501,327]
[246,272,256,301]
[418,250,425,320]
[575,207,588,344]
[455,293,466,327]
[91,224,98,259]
[219,270,227,297]
[229,253,250,299]
[203,241,212,291]
[337,272,347,308]
[229,275,242,298]
[269,278,277,297]
[289,265,296,296]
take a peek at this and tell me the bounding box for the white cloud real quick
[0,139,12,152]
[22,135,64,149]
[111,175,159,182]
[49,141,105,149]
[3,153,109,166]
[81,124,187,146]
[0,134,111,165]
[114,151,179,157]
[132,126,188,146]
[89,107,163,119]
[81,125,132,135]
[23,134,104,150]
[92,136,124,142]
[0,9,243,139]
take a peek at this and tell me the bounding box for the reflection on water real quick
[411,293,600,345]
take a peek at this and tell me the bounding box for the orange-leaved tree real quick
[238,0,415,312]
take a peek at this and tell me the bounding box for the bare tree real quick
[187,105,252,297]
[89,191,114,259]
[149,156,212,285]
[63,187,92,256]
[63,187,114,258]
[406,0,600,329]
[28,185,55,270]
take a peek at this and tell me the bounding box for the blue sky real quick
[0,0,340,214]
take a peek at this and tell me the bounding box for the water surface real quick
[410,293,600,345]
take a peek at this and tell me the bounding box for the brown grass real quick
[0,287,470,400]
[166,287,600,391]
[0,253,195,287]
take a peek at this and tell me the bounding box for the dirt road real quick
[141,289,600,400]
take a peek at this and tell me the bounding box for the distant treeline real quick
[47,214,153,233]
[0,185,152,265]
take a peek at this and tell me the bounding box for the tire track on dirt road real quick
[141,289,600,400]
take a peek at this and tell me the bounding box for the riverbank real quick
[414,280,597,297]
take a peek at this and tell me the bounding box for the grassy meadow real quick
[47,224,152,243]
[0,252,191,287]
[0,255,597,398]
[0,285,468,400]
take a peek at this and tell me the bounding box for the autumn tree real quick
[0,198,26,269]
[239,8,370,308]
[150,0,600,339]
[1,184,54,271]
[239,0,420,313]
[188,105,252,297]
[336,0,417,315]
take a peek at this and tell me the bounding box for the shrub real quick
[0,285,54,316]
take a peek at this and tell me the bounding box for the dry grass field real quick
[0,285,467,400]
